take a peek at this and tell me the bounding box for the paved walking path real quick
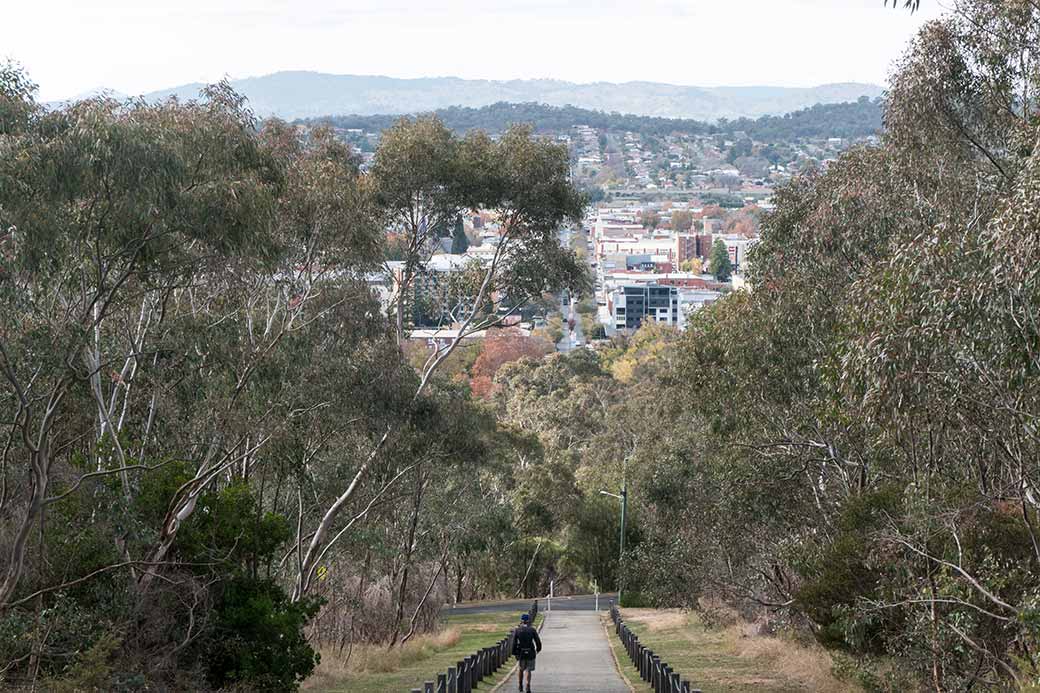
[505,611,630,693]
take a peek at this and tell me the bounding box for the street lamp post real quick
[600,481,628,606]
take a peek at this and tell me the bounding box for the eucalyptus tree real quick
[370,116,476,344]
[292,123,587,600]
[644,1,1040,686]
[0,67,393,688]
[0,78,288,611]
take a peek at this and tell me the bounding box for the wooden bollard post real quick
[424,682,434,693]
[437,672,447,693]
[447,666,456,693]
[456,660,467,693]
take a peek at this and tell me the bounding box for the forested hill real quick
[301,97,883,143]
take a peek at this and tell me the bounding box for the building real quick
[625,254,655,271]
[674,233,715,263]
[718,235,758,269]
[384,254,474,329]
[609,284,680,333]
[678,289,722,315]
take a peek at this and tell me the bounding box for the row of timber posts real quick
[610,602,701,693]
[409,600,539,693]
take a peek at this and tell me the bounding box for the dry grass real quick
[614,608,863,693]
[622,608,689,632]
[304,628,461,687]
[727,623,858,692]
[303,611,530,692]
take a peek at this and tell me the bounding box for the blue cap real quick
[520,613,531,622]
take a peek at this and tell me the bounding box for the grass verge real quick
[305,612,542,693]
[604,608,860,693]
[600,612,637,692]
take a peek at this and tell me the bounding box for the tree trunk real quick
[389,469,424,647]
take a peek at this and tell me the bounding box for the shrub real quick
[203,577,323,692]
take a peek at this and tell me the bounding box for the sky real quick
[5,0,947,102]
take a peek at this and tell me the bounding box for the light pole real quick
[600,481,627,606]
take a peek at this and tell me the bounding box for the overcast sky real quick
[6,0,947,102]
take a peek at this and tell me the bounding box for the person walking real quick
[512,612,542,692]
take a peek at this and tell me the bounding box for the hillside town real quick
[322,111,874,202]
[342,117,860,355]
[566,123,864,197]
[380,193,761,356]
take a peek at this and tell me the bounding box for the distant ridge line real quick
[67,71,884,122]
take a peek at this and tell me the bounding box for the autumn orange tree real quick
[469,329,554,398]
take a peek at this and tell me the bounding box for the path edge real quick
[600,611,637,692]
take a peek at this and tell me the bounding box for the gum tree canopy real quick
[0,61,586,691]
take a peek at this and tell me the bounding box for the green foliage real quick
[204,577,323,692]
[177,483,293,569]
[43,630,136,693]
[451,216,469,254]
[793,488,903,652]
[708,239,733,282]
[0,61,38,135]
[302,98,883,144]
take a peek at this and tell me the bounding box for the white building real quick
[608,284,681,333]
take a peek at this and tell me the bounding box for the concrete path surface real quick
[502,611,630,693]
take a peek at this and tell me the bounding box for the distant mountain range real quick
[78,72,884,122]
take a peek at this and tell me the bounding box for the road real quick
[555,226,589,353]
[556,297,585,353]
[443,593,617,616]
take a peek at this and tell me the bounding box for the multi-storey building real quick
[609,284,680,333]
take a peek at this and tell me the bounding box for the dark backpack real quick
[513,625,537,659]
